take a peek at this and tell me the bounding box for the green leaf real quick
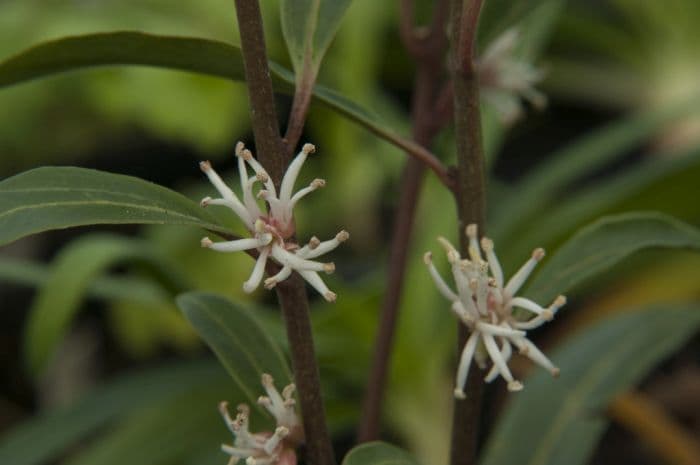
[490,99,700,241]
[177,292,292,408]
[65,384,229,465]
[281,0,353,73]
[480,305,700,465]
[500,148,700,269]
[24,234,191,374]
[341,442,421,465]
[0,360,224,465]
[0,31,403,160]
[526,212,700,303]
[0,32,247,89]
[0,257,168,305]
[0,166,232,246]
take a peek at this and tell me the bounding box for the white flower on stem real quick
[424,224,565,398]
[200,142,348,302]
[478,28,546,123]
[219,374,302,465]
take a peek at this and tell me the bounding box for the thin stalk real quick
[232,2,335,464]
[358,0,450,442]
[448,1,486,465]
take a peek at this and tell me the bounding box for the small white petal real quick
[476,321,526,338]
[243,247,270,293]
[504,248,545,296]
[298,269,336,302]
[204,235,271,253]
[264,266,292,289]
[263,427,289,455]
[279,146,313,205]
[454,331,480,399]
[200,161,254,228]
[424,252,459,302]
[480,237,504,289]
[302,229,346,259]
[485,339,512,382]
[482,332,521,390]
[271,246,331,272]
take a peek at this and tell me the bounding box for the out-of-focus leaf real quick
[341,442,421,465]
[0,166,232,246]
[526,212,700,303]
[480,305,700,465]
[491,99,700,241]
[0,32,407,162]
[502,149,700,269]
[65,384,229,465]
[281,0,352,73]
[0,257,167,304]
[177,292,291,408]
[0,360,224,465]
[24,234,191,375]
[0,32,246,89]
[479,0,566,59]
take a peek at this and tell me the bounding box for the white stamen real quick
[204,235,271,253]
[482,333,521,391]
[243,247,270,293]
[297,269,336,302]
[271,246,330,272]
[475,321,526,338]
[199,161,253,227]
[481,237,504,288]
[263,426,289,455]
[454,331,480,399]
[279,147,311,205]
[504,248,545,296]
[424,252,459,301]
[485,340,512,382]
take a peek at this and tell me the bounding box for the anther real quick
[336,230,350,242]
[324,291,337,302]
[308,237,321,249]
[310,178,326,188]
[423,251,433,264]
[507,380,524,392]
[532,248,545,260]
[302,143,316,154]
[241,149,253,161]
[200,196,212,207]
[323,262,336,274]
[201,237,213,248]
[480,237,494,251]
[466,223,478,239]
[199,160,212,172]
[235,141,245,156]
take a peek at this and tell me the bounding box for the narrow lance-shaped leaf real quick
[341,442,421,465]
[480,305,700,465]
[177,292,292,410]
[524,211,700,303]
[491,98,700,241]
[281,0,353,74]
[23,234,192,375]
[0,256,168,305]
[0,32,400,161]
[0,360,224,465]
[0,166,233,247]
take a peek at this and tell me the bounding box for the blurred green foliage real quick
[1,1,700,465]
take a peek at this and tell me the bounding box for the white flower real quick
[219,374,302,465]
[424,224,565,398]
[200,142,348,302]
[478,28,546,123]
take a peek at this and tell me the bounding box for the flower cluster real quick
[219,374,302,465]
[424,224,565,398]
[200,142,348,301]
[478,28,546,123]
